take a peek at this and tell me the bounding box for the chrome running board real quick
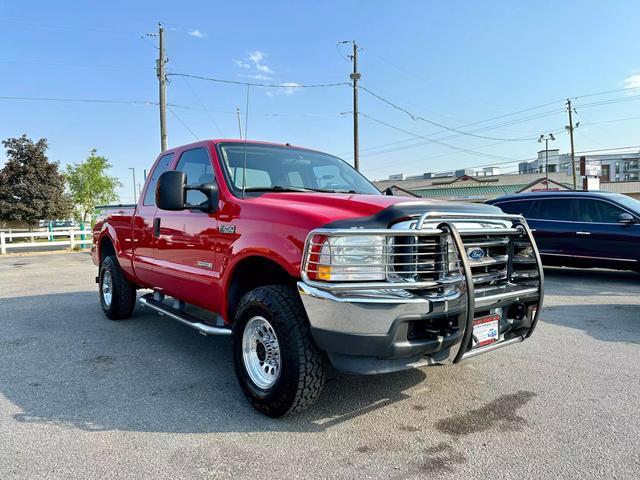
[139,293,232,336]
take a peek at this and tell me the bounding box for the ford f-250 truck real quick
[92,140,543,417]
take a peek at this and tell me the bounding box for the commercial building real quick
[374,148,640,202]
[519,149,640,182]
[375,173,574,202]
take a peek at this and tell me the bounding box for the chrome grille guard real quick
[300,212,544,354]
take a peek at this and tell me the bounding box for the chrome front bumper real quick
[297,213,544,375]
[297,280,539,375]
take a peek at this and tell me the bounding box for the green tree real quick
[66,149,121,223]
[0,135,72,229]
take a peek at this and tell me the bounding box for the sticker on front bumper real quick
[472,314,500,348]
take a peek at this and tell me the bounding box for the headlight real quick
[445,235,460,275]
[308,235,386,282]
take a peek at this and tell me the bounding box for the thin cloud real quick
[238,73,273,81]
[624,74,640,92]
[233,59,251,69]
[266,83,302,97]
[281,82,301,95]
[188,29,206,38]
[248,50,274,74]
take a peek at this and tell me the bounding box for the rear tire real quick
[233,285,325,417]
[99,255,136,320]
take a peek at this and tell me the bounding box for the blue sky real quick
[1,0,639,202]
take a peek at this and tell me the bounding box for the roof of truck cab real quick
[164,139,326,155]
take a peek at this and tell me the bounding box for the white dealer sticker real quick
[472,314,500,348]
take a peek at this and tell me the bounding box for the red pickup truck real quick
[92,139,543,417]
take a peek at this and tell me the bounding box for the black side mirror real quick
[157,170,186,210]
[157,170,220,213]
[617,212,635,224]
[189,182,219,213]
[384,187,394,196]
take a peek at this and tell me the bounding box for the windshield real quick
[217,143,381,196]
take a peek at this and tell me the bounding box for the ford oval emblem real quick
[467,247,486,261]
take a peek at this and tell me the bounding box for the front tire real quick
[233,285,325,417]
[99,255,136,320]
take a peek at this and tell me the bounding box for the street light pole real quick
[538,133,556,190]
[128,168,137,202]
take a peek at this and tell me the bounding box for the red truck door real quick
[132,152,175,286]
[152,147,221,311]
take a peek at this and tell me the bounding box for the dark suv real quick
[487,191,640,271]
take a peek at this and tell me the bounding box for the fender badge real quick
[218,224,236,234]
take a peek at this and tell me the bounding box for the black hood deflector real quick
[323,200,502,229]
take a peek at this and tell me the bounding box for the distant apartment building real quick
[519,149,640,182]
[386,166,499,182]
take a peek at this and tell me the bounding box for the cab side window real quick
[143,153,175,206]
[175,148,215,206]
[576,199,624,223]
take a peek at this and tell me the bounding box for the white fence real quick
[0,228,92,254]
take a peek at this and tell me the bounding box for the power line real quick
[0,95,158,106]
[178,76,225,136]
[166,72,350,88]
[0,94,342,118]
[342,107,565,159]
[578,95,640,109]
[341,101,566,158]
[573,86,640,100]
[0,20,139,35]
[362,126,564,174]
[347,86,640,159]
[168,106,199,141]
[0,60,152,70]
[359,85,538,142]
[359,112,521,162]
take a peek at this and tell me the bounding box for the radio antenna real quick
[241,84,250,198]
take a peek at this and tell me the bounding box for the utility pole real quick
[351,42,360,171]
[236,107,243,139]
[340,41,361,171]
[157,23,168,152]
[566,99,577,190]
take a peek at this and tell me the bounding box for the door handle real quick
[576,231,591,235]
[153,218,161,237]
[530,228,537,232]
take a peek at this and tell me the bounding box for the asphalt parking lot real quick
[1,252,639,479]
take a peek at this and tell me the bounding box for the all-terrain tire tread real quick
[100,255,136,320]
[235,285,325,416]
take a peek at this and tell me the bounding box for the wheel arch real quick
[99,235,116,264]
[225,255,298,322]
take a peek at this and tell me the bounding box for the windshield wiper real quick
[243,186,319,193]
[243,185,360,194]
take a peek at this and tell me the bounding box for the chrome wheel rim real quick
[242,316,281,389]
[101,270,113,307]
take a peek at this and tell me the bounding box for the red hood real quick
[244,192,499,228]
